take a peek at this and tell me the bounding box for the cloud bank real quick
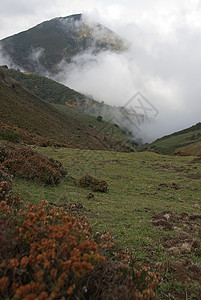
[54,5,201,142]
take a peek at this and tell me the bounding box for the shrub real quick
[77,174,108,192]
[0,168,21,207]
[0,127,22,142]
[97,115,103,122]
[0,143,66,185]
[0,198,159,300]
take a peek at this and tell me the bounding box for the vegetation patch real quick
[76,174,108,192]
[0,168,21,207]
[0,177,159,299]
[0,142,66,185]
[0,121,68,147]
[0,126,22,143]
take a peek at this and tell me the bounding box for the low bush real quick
[77,174,108,192]
[0,143,66,185]
[96,115,103,122]
[0,127,22,142]
[0,197,159,300]
[0,168,21,207]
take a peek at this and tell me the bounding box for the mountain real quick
[0,67,134,151]
[0,14,126,74]
[143,122,201,155]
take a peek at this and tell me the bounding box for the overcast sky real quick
[1,0,201,141]
[1,0,201,39]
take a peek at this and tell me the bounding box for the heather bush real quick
[0,168,21,207]
[0,198,159,300]
[0,143,66,185]
[77,174,108,192]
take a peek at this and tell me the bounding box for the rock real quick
[193,204,201,210]
[178,198,184,202]
[164,213,171,220]
[168,247,180,254]
[180,242,192,253]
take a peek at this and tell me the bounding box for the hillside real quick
[174,140,201,156]
[2,67,111,115]
[0,69,133,151]
[0,14,126,74]
[143,122,201,154]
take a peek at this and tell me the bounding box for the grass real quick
[12,147,201,298]
[54,103,129,141]
[175,140,201,156]
[0,72,133,151]
[13,148,200,245]
[145,123,201,154]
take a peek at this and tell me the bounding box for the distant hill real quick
[174,141,201,156]
[0,14,126,74]
[143,122,201,154]
[0,68,134,151]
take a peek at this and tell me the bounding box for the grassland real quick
[13,147,201,299]
[175,141,201,156]
[0,71,133,151]
[144,122,201,154]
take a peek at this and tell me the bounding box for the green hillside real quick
[143,122,201,154]
[0,69,133,151]
[0,14,126,74]
[174,140,201,156]
[2,67,110,114]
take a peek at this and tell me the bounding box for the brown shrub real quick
[77,174,108,192]
[0,143,66,185]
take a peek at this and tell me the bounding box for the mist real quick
[53,10,201,143]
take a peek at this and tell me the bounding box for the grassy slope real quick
[54,103,126,141]
[4,67,92,106]
[175,140,201,156]
[4,67,116,119]
[13,147,201,298]
[144,123,201,154]
[0,81,132,151]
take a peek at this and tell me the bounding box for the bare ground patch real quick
[149,211,201,299]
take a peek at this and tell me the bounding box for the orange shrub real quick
[77,174,108,192]
[0,173,159,299]
[0,143,66,185]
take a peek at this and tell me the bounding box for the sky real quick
[1,0,201,142]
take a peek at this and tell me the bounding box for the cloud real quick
[52,6,201,142]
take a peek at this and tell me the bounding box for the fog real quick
[53,12,201,142]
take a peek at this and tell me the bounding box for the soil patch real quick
[158,182,187,190]
[150,210,201,299]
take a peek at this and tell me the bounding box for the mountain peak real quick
[0,14,126,74]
